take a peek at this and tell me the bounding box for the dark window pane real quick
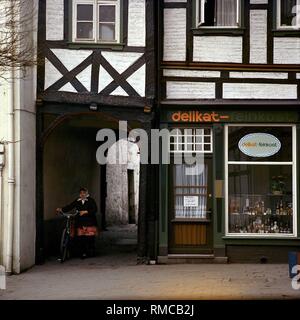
[202,0,215,26]
[77,4,93,21]
[202,0,237,27]
[77,22,93,39]
[281,0,297,26]
[228,126,293,162]
[228,164,293,234]
[99,5,116,22]
[99,23,115,41]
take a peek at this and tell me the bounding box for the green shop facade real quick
[157,107,300,263]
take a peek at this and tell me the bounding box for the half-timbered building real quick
[158,0,300,263]
[36,0,157,263]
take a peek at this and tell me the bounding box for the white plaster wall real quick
[163,69,220,78]
[274,38,300,64]
[250,0,268,3]
[46,0,64,41]
[106,141,140,225]
[230,72,288,79]
[14,68,36,274]
[0,0,37,272]
[166,81,216,99]
[0,79,9,268]
[127,63,146,97]
[128,0,146,47]
[223,83,298,99]
[45,49,93,92]
[163,8,186,61]
[100,51,145,96]
[193,36,243,63]
[250,10,267,64]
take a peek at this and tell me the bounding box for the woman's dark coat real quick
[62,196,98,228]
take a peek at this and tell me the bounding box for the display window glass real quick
[225,125,297,237]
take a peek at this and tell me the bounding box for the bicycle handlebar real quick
[60,210,79,218]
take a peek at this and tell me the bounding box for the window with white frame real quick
[277,0,300,29]
[73,0,121,43]
[170,128,213,154]
[170,128,213,220]
[195,0,241,28]
[225,125,297,237]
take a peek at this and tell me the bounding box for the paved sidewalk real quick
[0,254,299,300]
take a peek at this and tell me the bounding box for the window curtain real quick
[281,0,297,26]
[174,164,208,219]
[215,0,237,26]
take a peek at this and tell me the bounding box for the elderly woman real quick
[57,188,98,259]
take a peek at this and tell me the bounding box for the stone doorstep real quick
[157,255,229,265]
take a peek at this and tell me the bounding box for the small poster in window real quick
[184,196,199,208]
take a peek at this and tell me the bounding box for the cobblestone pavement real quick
[0,255,299,300]
[0,226,299,300]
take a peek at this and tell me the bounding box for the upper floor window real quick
[277,0,300,29]
[196,0,241,28]
[73,0,121,43]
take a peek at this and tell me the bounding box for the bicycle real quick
[58,209,79,263]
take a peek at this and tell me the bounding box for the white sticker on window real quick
[238,133,282,158]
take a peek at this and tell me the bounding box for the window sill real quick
[272,29,300,37]
[223,235,298,240]
[192,27,245,36]
[67,42,126,50]
[171,218,211,223]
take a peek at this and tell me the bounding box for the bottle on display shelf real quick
[276,202,280,215]
[261,201,265,215]
[279,200,284,215]
[273,221,279,233]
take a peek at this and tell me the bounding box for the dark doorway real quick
[100,164,107,230]
[128,169,136,224]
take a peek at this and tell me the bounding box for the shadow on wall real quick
[43,124,101,256]
[42,124,140,256]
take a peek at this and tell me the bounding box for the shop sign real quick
[183,196,199,208]
[238,133,281,158]
[164,110,298,124]
[171,111,230,123]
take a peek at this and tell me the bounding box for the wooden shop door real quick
[168,156,213,255]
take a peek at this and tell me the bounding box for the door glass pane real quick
[228,164,293,234]
[280,0,297,26]
[173,163,208,219]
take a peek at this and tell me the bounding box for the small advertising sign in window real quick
[238,133,281,158]
[183,196,199,208]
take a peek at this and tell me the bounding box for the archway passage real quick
[41,112,141,261]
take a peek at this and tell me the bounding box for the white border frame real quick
[195,0,241,28]
[224,124,297,239]
[277,0,300,30]
[72,0,121,44]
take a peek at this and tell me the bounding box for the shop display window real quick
[225,125,297,237]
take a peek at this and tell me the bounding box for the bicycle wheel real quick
[60,228,69,263]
